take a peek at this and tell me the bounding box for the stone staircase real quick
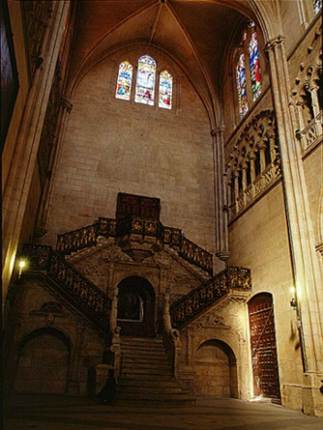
[117,337,195,404]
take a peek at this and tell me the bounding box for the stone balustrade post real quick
[266,35,323,410]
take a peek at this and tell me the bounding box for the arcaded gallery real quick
[1,1,323,429]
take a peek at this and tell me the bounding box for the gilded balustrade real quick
[170,267,251,328]
[22,244,110,331]
[56,218,213,274]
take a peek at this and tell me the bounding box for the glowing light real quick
[17,258,28,278]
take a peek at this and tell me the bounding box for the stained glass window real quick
[135,55,156,106]
[236,53,248,118]
[313,0,322,14]
[159,70,173,109]
[115,61,133,101]
[248,27,262,101]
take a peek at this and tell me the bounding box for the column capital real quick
[211,124,225,137]
[265,35,285,53]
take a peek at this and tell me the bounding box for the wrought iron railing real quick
[170,267,251,328]
[56,218,213,274]
[22,244,111,331]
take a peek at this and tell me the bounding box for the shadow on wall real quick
[14,327,71,394]
[193,339,238,398]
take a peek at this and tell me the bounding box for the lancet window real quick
[115,61,133,101]
[115,55,174,110]
[235,22,263,119]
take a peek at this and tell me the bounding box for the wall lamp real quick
[17,258,28,279]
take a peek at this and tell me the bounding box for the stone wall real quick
[227,182,304,409]
[45,45,215,252]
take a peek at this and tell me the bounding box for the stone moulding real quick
[225,109,282,223]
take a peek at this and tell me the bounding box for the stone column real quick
[211,126,229,261]
[266,35,323,413]
[2,1,71,307]
[249,150,256,198]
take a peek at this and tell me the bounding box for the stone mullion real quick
[211,126,229,262]
[266,36,323,377]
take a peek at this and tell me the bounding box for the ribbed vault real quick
[67,0,279,125]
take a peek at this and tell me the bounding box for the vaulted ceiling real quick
[68,0,260,123]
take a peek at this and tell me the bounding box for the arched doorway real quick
[14,327,70,394]
[193,339,238,397]
[117,276,155,337]
[248,293,280,401]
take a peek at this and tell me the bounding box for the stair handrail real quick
[56,218,213,274]
[163,290,182,378]
[170,266,251,329]
[22,244,111,331]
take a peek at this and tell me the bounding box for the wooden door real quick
[248,293,280,401]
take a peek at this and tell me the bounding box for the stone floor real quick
[4,395,323,430]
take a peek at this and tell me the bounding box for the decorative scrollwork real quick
[22,244,110,331]
[170,266,251,328]
[56,217,213,274]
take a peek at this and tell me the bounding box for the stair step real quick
[122,361,170,369]
[118,379,181,388]
[122,368,171,375]
[121,345,165,355]
[117,392,195,401]
[118,386,184,394]
[119,373,175,381]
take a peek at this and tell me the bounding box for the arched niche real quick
[193,339,238,398]
[14,327,71,394]
[117,276,156,337]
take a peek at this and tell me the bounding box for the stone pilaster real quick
[211,126,229,261]
[2,1,72,307]
[266,34,323,413]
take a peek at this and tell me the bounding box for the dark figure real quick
[96,369,117,404]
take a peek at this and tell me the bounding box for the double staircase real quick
[20,217,251,405]
[117,337,194,404]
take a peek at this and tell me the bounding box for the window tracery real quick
[159,70,173,109]
[236,53,248,117]
[115,55,174,110]
[235,21,263,119]
[115,61,133,101]
[135,55,156,106]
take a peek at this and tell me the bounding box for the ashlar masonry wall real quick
[228,183,304,410]
[45,46,215,252]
